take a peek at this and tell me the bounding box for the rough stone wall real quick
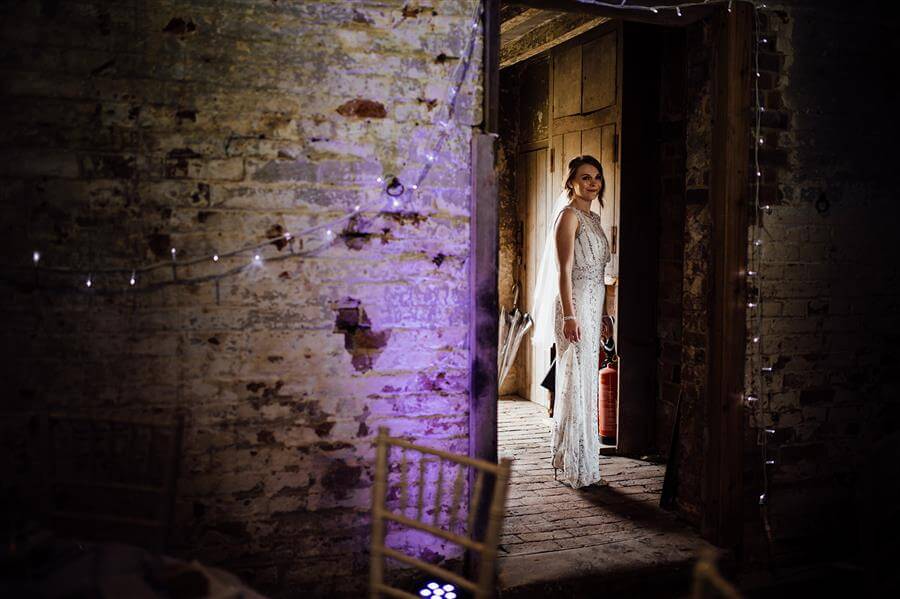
[0,1,482,595]
[742,2,899,572]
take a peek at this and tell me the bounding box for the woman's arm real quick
[555,210,580,342]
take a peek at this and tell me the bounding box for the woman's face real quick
[569,164,603,201]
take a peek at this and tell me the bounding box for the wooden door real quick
[529,22,623,407]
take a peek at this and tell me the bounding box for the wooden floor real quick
[496,398,718,597]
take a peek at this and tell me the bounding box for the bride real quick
[532,155,612,489]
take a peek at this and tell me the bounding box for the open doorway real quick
[494,1,689,580]
[496,10,663,458]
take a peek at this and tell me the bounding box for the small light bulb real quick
[754,239,763,246]
[752,336,760,343]
[676,7,682,16]
[756,170,762,177]
[762,204,772,213]
[377,176,383,183]
[354,204,361,212]
[759,137,764,145]
[433,591,444,597]
[86,275,92,288]
[411,184,418,190]
[761,366,773,373]
[284,232,292,240]
[746,395,759,403]
[765,459,776,465]
[472,21,478,29]
[171,248,176,257]
[438,121,450,130]
[762,37,768,44]
[254,253,261,263]
[759,492,767,505]
[765,428,775,434]
[392,199,400,208]
[427,154,435,162]
[420,591,431,598]
[442,585,454,592]
[760,106,766,112]
[756,71,761,78]
[446,594,456,599]
[326,229,333,237]
[748,270,757,276]
[747,302,758,308]
[32,250,41,265]
[129,271,136,286]
[427,583,439,591]
[650,7,659,13]
[213,254,219,262]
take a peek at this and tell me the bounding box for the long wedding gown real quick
[550,206,612,489]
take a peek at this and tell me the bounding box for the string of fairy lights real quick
[26,0,483,293]
[748,0,776,546]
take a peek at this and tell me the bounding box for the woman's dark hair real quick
[564,155,605,208]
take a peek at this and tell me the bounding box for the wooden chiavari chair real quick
[369,427,512,599]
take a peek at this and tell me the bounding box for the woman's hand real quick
[563,318,581,343]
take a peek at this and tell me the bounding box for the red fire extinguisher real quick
[599,316,617,445]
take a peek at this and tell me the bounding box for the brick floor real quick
[496,398,719,597]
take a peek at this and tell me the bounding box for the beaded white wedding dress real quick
[550,206,611,489]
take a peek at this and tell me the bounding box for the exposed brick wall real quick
[1,1,482,595]
[741,2,899,571]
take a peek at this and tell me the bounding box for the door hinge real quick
[612,133,619,164]
[611,225,618,254]
[550,147,555,173]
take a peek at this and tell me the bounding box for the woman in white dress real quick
[532,155,611,489]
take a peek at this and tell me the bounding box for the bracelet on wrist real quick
[563,315,576,322]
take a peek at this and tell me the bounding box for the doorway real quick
[496,12,659,460]
[472,0,754,560]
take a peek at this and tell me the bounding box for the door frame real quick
[469,0,752,549]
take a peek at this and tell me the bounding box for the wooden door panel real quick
[553,44,582,118]
[563,131,582,174]
[582,31,618,113]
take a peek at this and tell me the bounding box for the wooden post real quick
[704,3,751,548]
[468,131,499,505]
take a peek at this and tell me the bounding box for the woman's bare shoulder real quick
[556,207,580,234]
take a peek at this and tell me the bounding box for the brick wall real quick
[0,1,482,595]
[741,2,899,571]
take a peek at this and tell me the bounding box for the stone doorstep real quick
[497,529,724,599]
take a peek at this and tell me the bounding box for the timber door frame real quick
[469,1,752,549]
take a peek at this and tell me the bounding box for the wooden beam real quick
[510,0,715,26]
[501,12,607,68]
[704,2,752,548]
[500,8,554,41]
